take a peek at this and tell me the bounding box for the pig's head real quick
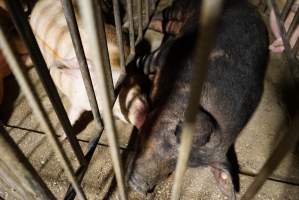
[128,106,217,194]
[128,108,179,193]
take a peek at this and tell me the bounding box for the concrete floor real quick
[1,3,299,200]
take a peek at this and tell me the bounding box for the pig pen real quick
[0,0,299,199]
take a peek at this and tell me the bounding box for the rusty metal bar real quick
[286,9,299,40]
[127,0,136,58]
[136,0,143,44]
[0,123,55,200]
[4,0,86,166]
[241,114,299,200]
[112,0,126,73]
[281,0,295,21]
[78,1,127,200]
[61,0,103,130]
[0,26,87,200]
[171,0,224,199]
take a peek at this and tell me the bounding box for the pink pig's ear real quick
[210,163,236,200]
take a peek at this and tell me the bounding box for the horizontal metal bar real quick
[4,0,86,166]
[0,123,55,200]
[112,0,126,73]
[171,0,224,199]
[78,1,127,200]
[0,24,87,200]
[61,0,104,130]
[281,0,295,21]
[241,114,299,200]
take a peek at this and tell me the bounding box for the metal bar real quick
[63,78,126,200]
[281,0,295,21]
[241,114,299,200]
[61,0,103,130]
[292,35,299,56]
[171,0,224,199]
[144,0,150,26]
[4,0,86,166]
[95,0,115,101]
[78,1,127,200]
[127,0,136,56]
[112,0,126,73]
[136,0,143,44]
[0,124,55,200]
[286,9,299,40]
[0,26,87,200]
[270,0,294,62]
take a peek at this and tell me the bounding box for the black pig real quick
[129,1,269,199]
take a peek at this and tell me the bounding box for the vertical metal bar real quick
[144,0,150,26]
[0,26,87,200]
[0,124,55,200]
[112,0,126,73]
[4,0,86,166]
[286,10,299,40]
[281,0,295,21]
[127,0,136,57]
[171,0,224,199]
[78,1,127,200]
[136,0,143,44]
[61,0,103,130]
[95,1,115,101]
[241,114,299,200]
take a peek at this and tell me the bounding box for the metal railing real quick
[2,0,297,199]
[1,0,150,199]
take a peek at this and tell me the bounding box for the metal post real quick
[95,0,115,101]
[144,0,150,26]
[136,0,143,44]
[112,0,126,73]
[171,0,224,199]
[126,0,136,59]
[78,1,127,200]
[0,124,55,200]
[241,114,299,200]
[0,26,87,200]
[4,0,86,166]
[61,0,103,130]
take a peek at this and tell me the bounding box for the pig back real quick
[147,1,268,164]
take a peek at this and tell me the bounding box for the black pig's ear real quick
[210,163,236,200]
